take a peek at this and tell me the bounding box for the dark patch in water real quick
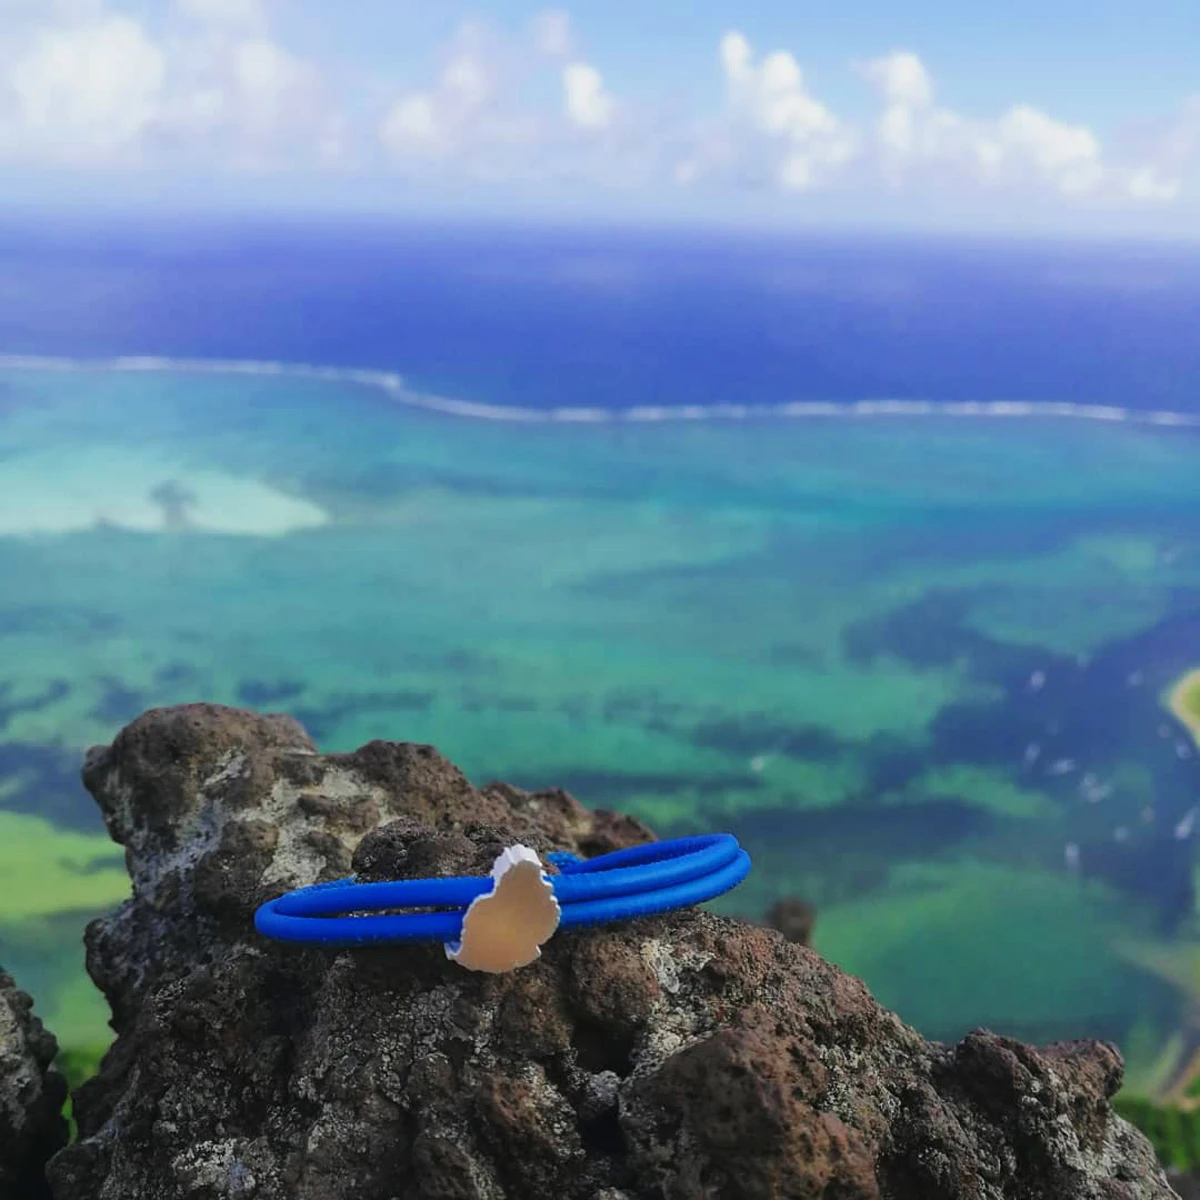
[91,677,147,725]
[0,909,111,1010]
[596,690,690,727]
[814,508,1112,577]
[575,509,1113,607]
[0,740,96,830]
[305,461,642,506]
[147,478,198,529]
[557,697,589,724]
[292,690,434,742]
[0,606,120,638]
[460,691,538,714]
[733,796,989,846]
[73,853,127,876]
[853,587,1200,930]
[767,643,824,668]
[237,679,306,707]
[682,798,995,908]
[860,735,933,796]
[509,768,764,807]
[842,587,1056,687]
[0,680,70,733]
[688,715,844,762]
[543,689,695,732]
[421,649,501,676]
[155,661,199,686]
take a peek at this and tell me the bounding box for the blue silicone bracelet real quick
[254,833,751,947]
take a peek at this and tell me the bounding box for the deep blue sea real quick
[1,215,1199,413]
[2,214,1200,1098]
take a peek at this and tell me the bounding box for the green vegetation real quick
[55,1041,110,1143]
[1115,1094,1200,1172]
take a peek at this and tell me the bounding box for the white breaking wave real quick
[2,352,1199,429]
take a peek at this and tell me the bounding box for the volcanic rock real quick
[0,968,68,1199]
[40,703,1177,1199]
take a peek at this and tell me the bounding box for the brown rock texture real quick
[0,968,68,1199]
[37,703,1177,1199]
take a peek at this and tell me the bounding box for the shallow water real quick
[1,361,1199,1092]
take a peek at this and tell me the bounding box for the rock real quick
[764,896,817,946]
[0,968,69,1199]
[46,703,1177,1199]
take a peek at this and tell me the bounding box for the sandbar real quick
[0,446,328,536]
[1167,669,1200,744]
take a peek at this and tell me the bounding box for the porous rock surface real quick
[42,703,1176,1200]
[0,968,68,1199]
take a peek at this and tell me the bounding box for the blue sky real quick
[304,0,1196,129]
[1,0,1198,237]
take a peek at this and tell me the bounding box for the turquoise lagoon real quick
[1,360,1199,1094]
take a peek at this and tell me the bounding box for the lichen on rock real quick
[31,703,1179,1199]
[0,968,68,1199]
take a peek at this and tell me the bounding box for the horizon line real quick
[1,201,1199,254]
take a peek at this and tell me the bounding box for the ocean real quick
[3,216,1200,414]
[1,214,1199,1097]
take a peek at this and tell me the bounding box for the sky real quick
[1,0,1199,238]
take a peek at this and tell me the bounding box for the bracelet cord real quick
[254,833,751,947]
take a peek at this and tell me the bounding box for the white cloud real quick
[379,45,499,159]
[441,52,492,113]
[157,27,343,169]
[860,49,1172,204]
[674,37,1178,209]
[1123,94,1200,201]
[1127,166,1179,203]
[994,104,1101,191]
[679,31,855,192]
[380,94,443,154]
[531,9,572,58]
[228,39,331,156]
[0,7,1187,217]
[719,30,750,80]
[864,50,933,110]
[1159,95,1200,169]
[0,1,343,169]
[563,62,614,130]
[378,19,628,178]
[4,15,165,162]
